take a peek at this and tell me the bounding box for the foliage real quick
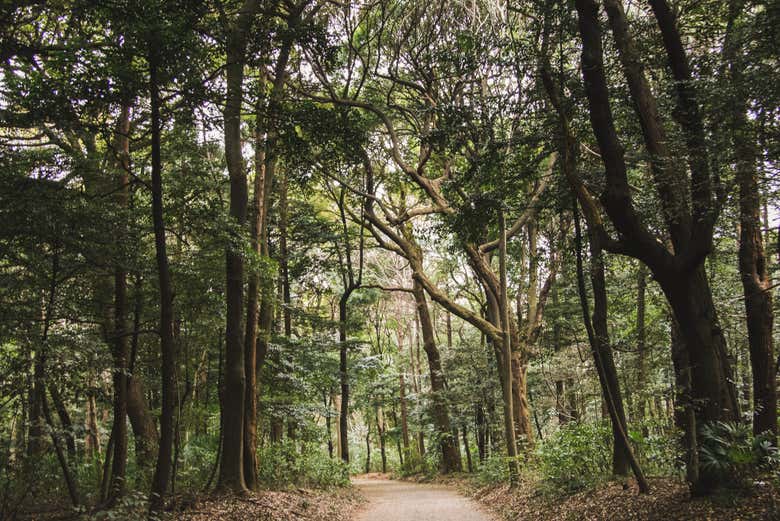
[86,491,150,521]
[0,0,778,518]
[628,422,682,477]
[699,421,780,488]
[473,454,512,486]
[258,442,350,489]
[536,421,613,492]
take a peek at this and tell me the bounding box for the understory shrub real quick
[628,421,682,476]
[393,447,435,478]
[536,421,612,492]
[258,441,349,488]
[473,453,511,486]
[175,434,219,490]
[699,421,779,488]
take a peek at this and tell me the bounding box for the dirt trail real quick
[352,477,495,521]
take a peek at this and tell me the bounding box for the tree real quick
[573,0,740,493]
[219,0,261,494]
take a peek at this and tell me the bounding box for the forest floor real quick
[16,486,363,521]
[17,474,778,520]
[172,486,363,521]
[435,474,780,521]
[352,474,494,521]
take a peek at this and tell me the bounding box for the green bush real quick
[699,421,779,487]
[536,421,612,492]
[175,434,219,490]
[258,441,349,488]
[473,453,511,486]
[393,447,434,478]
[628,421,682,476]
[84,490,150,521]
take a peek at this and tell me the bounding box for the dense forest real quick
[1,1,778,519]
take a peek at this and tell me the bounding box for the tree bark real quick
[126,377,158,464]
[635,264,648,426]
[462,425,473,472]
[726,0,776,441]
[85,390,100,459]
[339,294,351,463]
[364,421,371,473]
[242,85,266,491]
[412,280,461,473]
[377,408,387,473]
[220,0,261,494]
[148,43,177,513]
[398,372,410,459]
[245,19,297,484]
[498,211,520,485]
[47,382,75,459]
[573,0,738,494]
[670,316,698,486]
[333,392,342,459]
[326,392,334,458]
[108,102,131,502]
[475,404,486,463]
[576,210,630,476]
[573,203,649,491]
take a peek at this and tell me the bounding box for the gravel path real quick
[352,477,495,521]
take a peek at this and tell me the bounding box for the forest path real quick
[351,476,495,521]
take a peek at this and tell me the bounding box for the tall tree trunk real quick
[475,404,486,463]
[462,425,473,472]
[108,103,131,502]
[127,276,157,464]
[670,316,698,486]
[326,392,334,458]
[737,133,775,441]
[279,172,299,440]
[148,44,177,513]
[412,280,461,473]
[398,372,410,459]
[333,392,342,459]
[574,204,649,491]
[417,431,425,458]
[392,409,404,467]
[27,324,46,457]
[339,294,351,463]
[577,213,630,476]
[727,0,776,441]
[377,408,387,473]
[574,0,737,494]
[254,7,297,388]
[47,382,75,459]
[658,268,739,424]
[126,377,158,464]
[498,211,520,485]
[552,287,568,426]
[244,23,296,482]
[636,264,648,427]
[242,86,266,491]
[364,421,371,473]
[509,350,533,448]
[85,390,101,459]
[219,0,261,494]
[280,172,291,338]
